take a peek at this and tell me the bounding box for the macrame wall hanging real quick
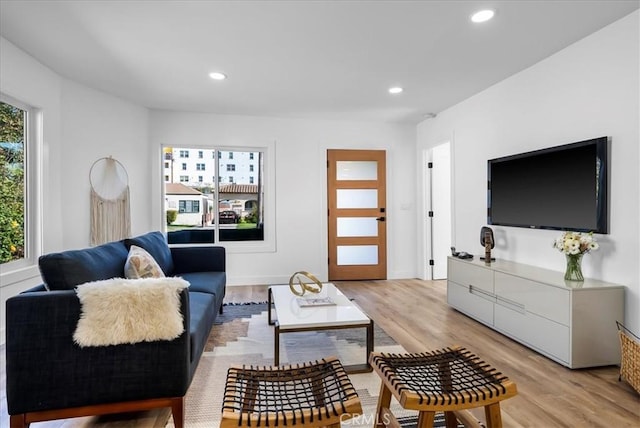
[89,156,131,246]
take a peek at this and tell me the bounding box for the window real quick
[181,163,187,170]
[162,146,269,247]
[0,95,40,272]
[250,165,254,172]
[164,175,170,182]
[164,152,172,160]
[0,100,26,265]
[164,161,169,168]
[179,150,189,158]
[198,150,203,159]
[179,200,200,213]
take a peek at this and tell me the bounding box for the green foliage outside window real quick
[166,209,178,225]
[0,101,25,263]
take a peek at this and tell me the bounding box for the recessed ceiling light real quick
[471,9,495,23]
[389,87,403,94]
[209,72,227,80]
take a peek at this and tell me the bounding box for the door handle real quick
[376,217,386,222]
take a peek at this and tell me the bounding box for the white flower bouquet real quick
[553,231,599,255]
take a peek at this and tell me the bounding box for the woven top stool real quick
[221,356,363,427]
[369,346,517,428]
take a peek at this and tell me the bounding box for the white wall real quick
[417,11,640,332]
[150,112,417,285]
[59,80,150,248]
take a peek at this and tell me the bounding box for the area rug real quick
[167,302,470,428]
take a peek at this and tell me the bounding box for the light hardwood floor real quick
[2,279,638,427]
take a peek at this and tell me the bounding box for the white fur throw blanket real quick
[74,277,189,347]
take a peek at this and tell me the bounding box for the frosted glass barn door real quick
[327,150,387,280]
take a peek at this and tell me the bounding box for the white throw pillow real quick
[124,245,165,279]
[74,277,189,347]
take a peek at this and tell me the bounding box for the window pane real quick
[337,217,378,237]
[163,147,264,243]
[336,161,377,180]
[337,245,378,265]
[336,189,377,209]
[219,150,263,242]
[0,101,26,263]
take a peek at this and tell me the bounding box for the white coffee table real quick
[268,282,373,373]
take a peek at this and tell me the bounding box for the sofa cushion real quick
[179,271,226,296]
[188,292,217,366]
[39,241,129,291]
[124,245,165,279]
[125,231,174,276]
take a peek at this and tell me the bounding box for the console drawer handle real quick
[469,285,496,302]
[496,295,526,314]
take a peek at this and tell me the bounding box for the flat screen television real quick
[487,136,609,233]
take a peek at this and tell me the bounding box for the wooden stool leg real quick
[417,411,436,428]
[375,382,392,427]
[484,402,503,428]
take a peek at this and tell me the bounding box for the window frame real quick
[0,93,42,279]
[160,143,275,253]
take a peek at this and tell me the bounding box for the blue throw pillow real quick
[125,231,174,276]
[39,241,129,290]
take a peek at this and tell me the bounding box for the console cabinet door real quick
[448,259,493,293]
[447,281,494,326]
[494,303,570,364]
[495,272,570,325]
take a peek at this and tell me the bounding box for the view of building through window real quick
[163,147,264,243]
[0,100,26,264]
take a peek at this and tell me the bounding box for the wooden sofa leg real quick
[171,397,185,428]
[10,414,29,428]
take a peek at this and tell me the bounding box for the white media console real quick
[447,257,625,369]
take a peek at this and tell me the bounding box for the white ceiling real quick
[1,1,638,124]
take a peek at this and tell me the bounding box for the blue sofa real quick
[5,231,226,428]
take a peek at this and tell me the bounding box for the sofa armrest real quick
[5,289,191,415]
[171,246,225,274]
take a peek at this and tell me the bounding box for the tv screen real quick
[487,137,608,233]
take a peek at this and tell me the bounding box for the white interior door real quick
[429,142,452,279]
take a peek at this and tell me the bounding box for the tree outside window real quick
[0,101,26,263]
